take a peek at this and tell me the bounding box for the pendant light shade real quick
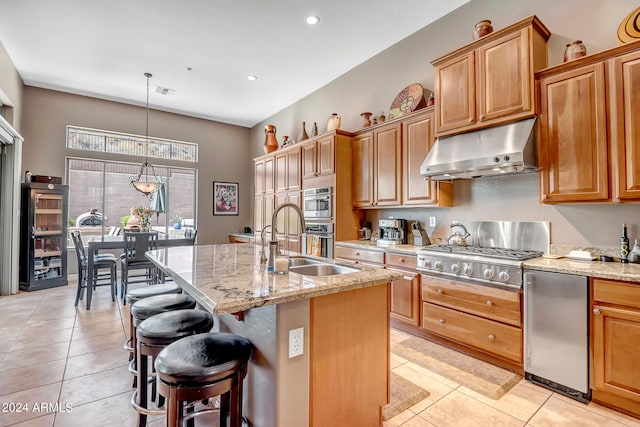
[130,72,159,196]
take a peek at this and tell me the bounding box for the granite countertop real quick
[146,243,401,314]
[524,257,640,283]
[337,240,423,255]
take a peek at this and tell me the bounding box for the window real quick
[66,158,196,243]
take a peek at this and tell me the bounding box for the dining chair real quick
[70,230,118,309]
[184,228,197,244]
[121,231,160,300]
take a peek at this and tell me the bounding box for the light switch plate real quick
[429,216,436,227]
[288,327,304,358]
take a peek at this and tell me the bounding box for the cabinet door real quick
[286,191,302,252]
[274,193,288,236]
[403,111,437,205]
[317,136,335,176]
[287,148,301,191]
[254,160,265,194]
[435,51,475,134]
[611,50,640,201]
[264,157,275,194]
[301,142,317,179]
[264,194,275,229]
[538,63,609,203]
[592,304,640,403]
[389,268,421,327]
[352,133,374,207]
[254,195,265,236]
[275,153,288,192]
[374,123,402,206]
[477,29,531,123]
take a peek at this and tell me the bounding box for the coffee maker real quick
[377,218,408,246]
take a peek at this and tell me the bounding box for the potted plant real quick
[173,214,183,230]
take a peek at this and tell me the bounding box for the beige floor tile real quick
[390,357,405,369]
[8,413,55,426]
[418,390,524,427]
[392,363,456,414]
[457,379,551,422]
[391,352,409,365]
[547,393,640,427]
[0,339,17,354]
[1,314,33,329]
[384,408,417,426]
[0,359,66,396]
[67,330,126,357]
[529,395,630,427]
[53,390,138,427]
[59,365,133,407]
[28,308,78,322]
[0,383,61,426]
[74,309,121,325]
[399,360,461,389]
[401,415,438,426]
[0,342,69,370]
[24,316,76,332]
[71,319,124,341]
[10,328,73,352]
[63,348,128,380]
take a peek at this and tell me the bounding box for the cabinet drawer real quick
[422,275,521,327]
[593,278,640,309]
[334,246,384,265]
[422,302,522,363]
[386,253,417,270]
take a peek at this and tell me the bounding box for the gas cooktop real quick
[420,245,543,262]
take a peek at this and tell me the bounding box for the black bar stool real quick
[128,294,196,385]
[132,309,214,427]
[123,283,182,356]
[155,332,252,427]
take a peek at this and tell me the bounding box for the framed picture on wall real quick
[213,181,239,216]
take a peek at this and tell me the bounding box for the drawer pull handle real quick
[355,252,360,256]
[486,300,493,306]
[437,289,444,294]
[403,275,415,281]
[593,308,601,315]
[439,319,445,325]
[488,334,495,341]
[400,258,405,262]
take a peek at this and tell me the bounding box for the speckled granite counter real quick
[146,243,401,314]
[524,258,640,283]
[337,240,423,255]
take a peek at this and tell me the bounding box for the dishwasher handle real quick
[523,272,534,365]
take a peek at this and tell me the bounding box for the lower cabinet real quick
[421,274,523,367]
[386,253,420,327]
[334,245,385,267]
[592,278,640,417]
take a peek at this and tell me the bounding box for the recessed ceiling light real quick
[305,15,320,25]
[247,75,258,81]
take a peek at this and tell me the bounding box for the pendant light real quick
[130,72,159,196]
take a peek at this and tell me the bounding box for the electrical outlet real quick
[429,216,436,227]
[288,327,304,358]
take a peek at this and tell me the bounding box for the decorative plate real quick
[388,83,426,120]
[617,6,640,44]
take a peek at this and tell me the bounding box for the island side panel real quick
[309,283,390,427]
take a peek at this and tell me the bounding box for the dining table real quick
[85,233,194,305]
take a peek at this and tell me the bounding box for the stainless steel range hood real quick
[420,117,538,180]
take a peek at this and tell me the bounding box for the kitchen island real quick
[146,243,401,427]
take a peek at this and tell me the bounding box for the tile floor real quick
[0,282,639,427]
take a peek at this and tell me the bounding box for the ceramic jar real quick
[327,113,341,131]
[361,112,372,128]
[564,40,587,62]
[473,20,493,39]
[264,125,278,154]
[298,122,309,142]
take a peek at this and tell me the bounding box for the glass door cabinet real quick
[19,182,69,291]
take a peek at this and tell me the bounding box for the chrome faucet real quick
[259,225,272,264]
[267,203,306,271]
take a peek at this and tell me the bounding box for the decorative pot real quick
[281,135,289,147]
[361,112,372,128]
[473,19,493,39]
[311,122,318,137]
[327,113,341,131]
[264,125,279,153]
[378,112,386,123]
[298,122,309,142]
[173,223,182,230]
[564,40,587,62]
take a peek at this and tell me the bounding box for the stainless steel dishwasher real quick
[524,269,591,403]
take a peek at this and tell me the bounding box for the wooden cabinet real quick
[334,245,384,267]
[302,135,335,180]
[402,110,453,207]
[255,157,274,195]
[352,123,401,207]
[421,274,523,366]
[386,253,420,327]
[275,147,301,192]
[273,191,302,252]
[536,40,640,203]
[591,278,640,417]
[537,63,609,203]
[433,16,550,136]
[229,234,254,244]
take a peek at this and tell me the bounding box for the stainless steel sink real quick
[288,256,323,267]
[289,263,361,276]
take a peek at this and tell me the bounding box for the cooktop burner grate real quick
[422,245,542,261]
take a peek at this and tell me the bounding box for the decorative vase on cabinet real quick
[327,113,341,131]
[264,125,279,154]
[473,20,494,39]
[298,122,309,142]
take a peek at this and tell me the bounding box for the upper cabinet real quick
[353,108,453,209]
[255,157,274,194]
[275,147,301,192]
[536,40,640,203]
[302,134,335,179]
[433,16,550,137]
